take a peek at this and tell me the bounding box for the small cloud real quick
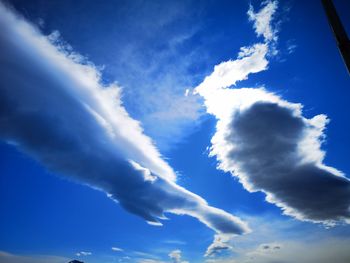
[286,39,297,55]
[76,251,92,257]
[287,43,297,54]
[168,249,188,263]
[262,245,270,250]
[112,247,124,252]
[258,243,282,252]
[248,0,278,42]
[205,234,232,257]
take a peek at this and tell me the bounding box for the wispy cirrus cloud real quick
[0,1,249,255]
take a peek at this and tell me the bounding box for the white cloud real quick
[76,251,92,256]
[247,0,278,42]
[194,43,269,119]
[168,249,188,263]
[112,247,124,252]
[205,234,233,257]
[204,213,350,262]
[286,40,297,54]
[0,1,249,255]
[195,0,350,227]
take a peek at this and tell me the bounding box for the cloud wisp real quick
[247,0,278,42]
[0,1,249,254]
[168,249,188,263]
[205,234,233,257]
[76,251,92,257]
[111,247,124,252]
[195,0,350,230]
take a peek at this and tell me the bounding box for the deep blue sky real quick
[1,1,350,263]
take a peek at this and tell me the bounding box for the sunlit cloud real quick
[112,247,124,252]
[195,0,350,229]
[0,1,249,255]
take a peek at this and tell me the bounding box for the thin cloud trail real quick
[0,1,249,255]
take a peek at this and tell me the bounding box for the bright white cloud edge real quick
[0,1,249,256]
[195,0,350,242]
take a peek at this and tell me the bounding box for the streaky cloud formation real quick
[0,1,249,254]
[195,0,350,230]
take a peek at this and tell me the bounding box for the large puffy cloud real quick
[0,1,249,253]
[208,89,350,223]
[195,0,350,225]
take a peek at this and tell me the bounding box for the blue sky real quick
[1,0,350,262]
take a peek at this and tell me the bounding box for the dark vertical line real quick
[321,0,350,75]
